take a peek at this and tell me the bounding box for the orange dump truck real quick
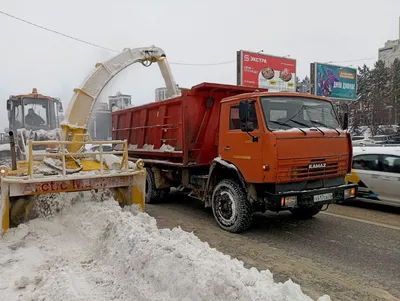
[112,82,357,232]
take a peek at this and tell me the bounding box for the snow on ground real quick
[0,194,331,301]
[95,153,137,170]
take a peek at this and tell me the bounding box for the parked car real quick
[345,146,400,206]
[373,134,400,145]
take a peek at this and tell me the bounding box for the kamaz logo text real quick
[243,54,267,64]
[308,163,326,169]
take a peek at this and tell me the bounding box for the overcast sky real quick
[1,0,399,130]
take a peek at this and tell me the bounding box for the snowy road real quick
[147,194,400,301]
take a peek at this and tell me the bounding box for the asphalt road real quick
[146,193,400,301]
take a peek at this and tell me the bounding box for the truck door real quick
[219,101,264,183]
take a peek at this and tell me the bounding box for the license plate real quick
[313,193,333,202]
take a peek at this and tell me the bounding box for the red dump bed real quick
[112,82,267,167]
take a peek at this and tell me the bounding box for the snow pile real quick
[18,128,62,141]
[94,153,136,170]
[33,129,61,140]
[159,143,175,152]
[128,143,176,152]
[33,153,136,175]
[0,196,331,301]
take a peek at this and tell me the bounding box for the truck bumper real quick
[265,183,358,210]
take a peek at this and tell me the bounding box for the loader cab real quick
[7,88,63,132]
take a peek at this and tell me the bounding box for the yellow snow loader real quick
[1,45,181,235]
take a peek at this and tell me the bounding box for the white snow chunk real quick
[95,153,136,170]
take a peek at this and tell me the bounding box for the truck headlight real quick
[281,196,297,207]
[344,187,356,199]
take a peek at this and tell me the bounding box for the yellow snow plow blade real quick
[1,139,146,235]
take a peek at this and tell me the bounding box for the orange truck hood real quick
[265,128,350,183]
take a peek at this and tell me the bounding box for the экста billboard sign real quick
[237,50,296,92]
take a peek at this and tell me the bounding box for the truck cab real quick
[6,88,63,132]
[212,92,357,229]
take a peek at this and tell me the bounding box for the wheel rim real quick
[214,189,237,225]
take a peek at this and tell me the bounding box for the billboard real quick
[311,62,357,101]
[237,50,296,92]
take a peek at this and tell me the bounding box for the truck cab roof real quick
[221,91,332,104]
[187,82,331,103]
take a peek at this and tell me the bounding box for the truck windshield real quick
[260,96,340,131]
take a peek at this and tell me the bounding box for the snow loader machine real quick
[1,46,180,235]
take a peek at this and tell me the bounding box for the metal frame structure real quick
[1,137,146,234]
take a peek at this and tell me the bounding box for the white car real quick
[346,146,400,206]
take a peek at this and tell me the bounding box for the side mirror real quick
[6,99,11,111]
[241,121,255,132]
[239,99,257,132]
[342,112,349,130]
[239,100,249,123]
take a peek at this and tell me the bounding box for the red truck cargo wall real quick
[112,83,266,167]
[112,97,184,163]
[183,93,220,166]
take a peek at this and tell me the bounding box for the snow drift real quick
[0,194,331,301]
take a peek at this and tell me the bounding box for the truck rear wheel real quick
[211,179,253,233]
[290,205,323,219]
[145,168,169,204]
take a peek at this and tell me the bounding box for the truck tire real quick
[290,205,323,219]
[211,179,253,233]
[145,168,168,204]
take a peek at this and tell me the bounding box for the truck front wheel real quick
[290,205,323,219]
[211,179,253,233]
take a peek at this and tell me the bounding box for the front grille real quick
[277,156,348,183]
[292,160,338,180]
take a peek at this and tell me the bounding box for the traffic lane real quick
[249,210,400,293]
[147,192,400,300]
[327,200,400,228]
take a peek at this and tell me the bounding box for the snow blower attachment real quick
[1,45,180,235]
[1,136,146,234]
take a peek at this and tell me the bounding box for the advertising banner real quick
[312,63,357,101]
[237,50,296,92]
